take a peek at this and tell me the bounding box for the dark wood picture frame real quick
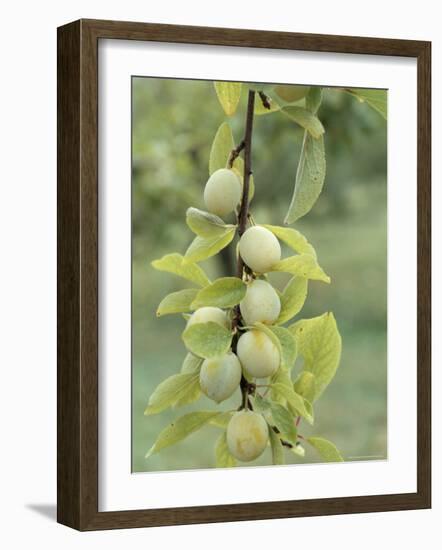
[57,18,431,531]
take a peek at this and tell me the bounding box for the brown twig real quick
[228,140,245,168]
[258,91,271,110]
[231,90,256,410]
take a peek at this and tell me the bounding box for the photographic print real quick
[132,78,387,473]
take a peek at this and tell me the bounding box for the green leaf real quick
[307,436,344,462]
[146,411,220,457]
[209,122,235,174]
[186,207,234,238]
[303,398,314,422]
[181,353,203,374]
[182,321,232,359]
[277,277,309,325]
[293,371,316,403]
[215,432,237,468]
[291,442,306,457]
[262,224,317,258]
[306,87,323,114]
[214,82,242,117]
[344,88,387,120]
[152,253,210,287]
[156,288,198,317]
[269,427,285,465]
[191,277,246,309]
[284,132,326,224]
[246,82,275,93]
[270,254,330,283]
[282,106,325,138]
[289,312,342,401]
[268,326,297,369]
[207,122,255,201]
[270,383,313,424]
[274,85,310,103]
[209,411,234,429]
[270,403,297,444]
[184,228,236,263]
[144,373,199,415]
[254,94,281,116]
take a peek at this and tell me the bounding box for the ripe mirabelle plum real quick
[239,226,281,273]
[237,329,280,378]
[204,168,242,217]
[240,279,281,326]
[186,306,228,329]
[226,410,269,462]
[199,352,242,403]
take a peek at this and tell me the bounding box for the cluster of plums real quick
[186,168,285,462]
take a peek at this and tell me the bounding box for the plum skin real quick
[240,279,281,326]
[226,410,269,462]
[204,168,242,217]
[199,352,242,403]
[237,329,280,378]
[239,226,281,273]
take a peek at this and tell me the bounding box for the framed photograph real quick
[57,19,431,530]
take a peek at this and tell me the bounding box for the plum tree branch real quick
[231,89,256,409]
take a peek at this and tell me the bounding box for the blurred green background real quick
[131,78,387,472]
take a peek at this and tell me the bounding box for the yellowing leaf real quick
[289,312,341,401]
[344,88,387,120]
[268,326,297,369]
[209,122,235,174]
[270,254,330,283]
[270,367,292,405]
[293,371,316,403]
[307,436,344,462]
[191,277,246,309]
[174,375,201,407]
[277,276,308,325]
[215,432,237,468]
[282,106,325,138]
[144,373,199,415]
[269,428,285,465]
[270,382,313,424]
[181,353,203,374]
[209,411,234,429]
[270,403,297,444]
[152,253,210,287]
[214,81,242,117]
[184,228,236,263]
[262,224,317,257]
[156,288,198,316]
[146,411,220,458]
[182,321,232,359]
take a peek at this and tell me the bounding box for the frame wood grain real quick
[57,18,431,531]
